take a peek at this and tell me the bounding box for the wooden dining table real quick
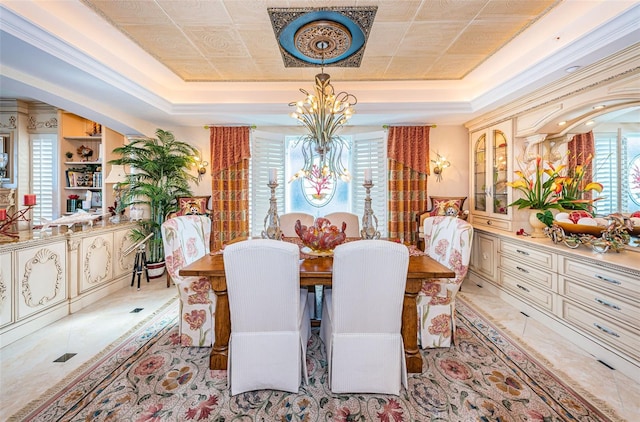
[180,244,455,373]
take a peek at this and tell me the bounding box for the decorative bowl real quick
[555,221,605,236]
[295,217,347,252]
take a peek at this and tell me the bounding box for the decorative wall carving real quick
[84,236,112,284]
[117,235,134,273]
[21,248,63,307]
[0,115,17,130]
[0,272,6,308]
[27,115,58,130]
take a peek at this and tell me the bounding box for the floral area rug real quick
[12,297,621,422]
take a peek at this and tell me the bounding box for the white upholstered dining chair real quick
[279,212,314,237]
[323,212,360,237]
[320,240,409,395]
[417,216,473,348]
[223,239,311,395]
[161,215,215,347]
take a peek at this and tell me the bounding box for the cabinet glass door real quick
[474,134,487,212]
[492,130,508,215]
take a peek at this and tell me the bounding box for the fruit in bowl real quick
[295,217,347,252]
[554,211,608,236]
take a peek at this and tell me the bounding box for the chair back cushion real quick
[324,212,360,238]
[423,216,473,284]
[162,215,211,281]
[279,213,314,237]
[332,240,408,333]
[223,239,301,332]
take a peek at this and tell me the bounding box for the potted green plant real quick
[109,129,199,276]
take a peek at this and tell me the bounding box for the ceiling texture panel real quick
[80,0,559,82]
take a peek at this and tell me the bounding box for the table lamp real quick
[105,165,127,223]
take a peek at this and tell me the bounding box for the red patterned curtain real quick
[387,126,430,243]
[210,127,251,250]
[568,131,595,199]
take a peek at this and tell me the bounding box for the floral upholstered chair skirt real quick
[162,215,216,347]
[417,216,473,348]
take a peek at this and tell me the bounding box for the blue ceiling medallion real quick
[268,7,377,68]
[279,11,364,65]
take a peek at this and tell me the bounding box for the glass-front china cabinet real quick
[470,120,514,231]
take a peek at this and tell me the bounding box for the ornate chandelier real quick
[289,71,357,182]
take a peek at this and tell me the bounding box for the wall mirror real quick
[0,133,13,188]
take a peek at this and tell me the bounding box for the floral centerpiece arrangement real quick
[507,156,564,212]
[507,154,604,229]
[555,153,603,211]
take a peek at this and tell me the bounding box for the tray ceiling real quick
[81,0,558,82]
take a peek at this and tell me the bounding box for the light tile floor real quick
[1,277,638,421]
[460,282,639,422]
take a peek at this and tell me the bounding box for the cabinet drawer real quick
[559,256,640,299]
[500,270,555,312]
[500,239,555,270]
[472,217,511,231]
[561,299,640,362]
[500,255,556,291]
[559,276,639,326]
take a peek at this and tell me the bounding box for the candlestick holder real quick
[361,180,380,239]
[261,181,282,240]
[0,204,35,241]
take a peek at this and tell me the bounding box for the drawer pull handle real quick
[516,284,530,293]
[595,298,621,311]
[487,220,492,225]
[593,323,620,338]
[595,274,621,285]
[516,266,529,274]
[516,249,530,256]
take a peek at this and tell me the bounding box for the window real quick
[593,130,639,215]
[31,134,58,222]
[285,135,351,216]
[250,130,387,237]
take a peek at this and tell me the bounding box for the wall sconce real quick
[194,154,209,181]
[431,153,451,182]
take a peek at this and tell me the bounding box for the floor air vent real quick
[53,353,77,362]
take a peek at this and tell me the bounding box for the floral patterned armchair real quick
[417,216,473,348]
[161,215,215,347]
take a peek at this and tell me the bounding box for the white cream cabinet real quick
[467,227,640,384]
[0,222,139,346]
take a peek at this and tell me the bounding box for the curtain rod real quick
[204,124,256,129]
[382,124,437,129]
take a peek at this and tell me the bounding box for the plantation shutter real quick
[352,131,388,237]
[593,131,629,214]
[251,132,285,237]
[31,134,58,222]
